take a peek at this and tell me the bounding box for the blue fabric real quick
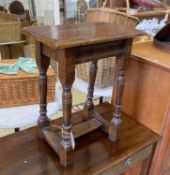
[0,57,38,75]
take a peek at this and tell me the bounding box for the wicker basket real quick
[76,0,138,88]
[0,59,56,108]
[0,11,19,22]
[0,12,21,42]
[77,57,116,88]
[103,0,130,12]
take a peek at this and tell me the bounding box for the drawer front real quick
[100,144,153,175]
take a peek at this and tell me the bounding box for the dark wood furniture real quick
[0,103,159,175]
[121,42,170,175]
[0,40,26,58]
[23,22,142,167]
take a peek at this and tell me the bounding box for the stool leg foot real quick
[60,142,73,167]
[109,118,121,142]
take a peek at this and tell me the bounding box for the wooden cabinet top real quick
[0,103,159,175]
[22,22,142,49]
[132,42,170,70]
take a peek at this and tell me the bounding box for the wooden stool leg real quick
[109,39,132,142]
[58,49,75,167]
[36,41,50,132]
[109,65,125,142]
[84,60,98,111]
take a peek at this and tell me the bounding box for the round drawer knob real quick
[125,158,133,167]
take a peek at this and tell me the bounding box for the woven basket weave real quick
[0,12,21,42]
[77,57,116,88]
[0,59,56,108]
[76,1,138,88]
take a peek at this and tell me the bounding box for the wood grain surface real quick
[121,42,170,175]
[0,103,159,175]
[132,42,170,70]
[22,22,142,49]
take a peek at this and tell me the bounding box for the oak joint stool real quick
[23,22,143,167]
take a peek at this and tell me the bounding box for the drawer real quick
[100,144,153,175]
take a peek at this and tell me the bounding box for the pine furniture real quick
[122,41,170,175]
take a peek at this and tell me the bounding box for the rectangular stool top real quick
[23,22,143,49]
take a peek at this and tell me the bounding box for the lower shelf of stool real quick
[39,102,160,169]
[0,102,160,174]
[42,118,102,156]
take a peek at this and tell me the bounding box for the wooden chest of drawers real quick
[0,103,159,175]
[102,144,153,175]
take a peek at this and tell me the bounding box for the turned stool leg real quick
[36,42,50,135]
[109,39,132,142]
[58,49,75,167]
[109,66,125,142]
[84,60,98,112]
[60,85,74,167]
